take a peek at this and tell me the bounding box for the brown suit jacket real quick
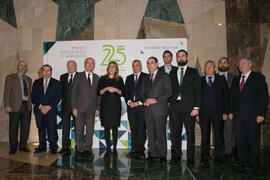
[3,73,32,112]
[71,71,101,113]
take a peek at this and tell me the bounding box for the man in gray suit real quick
[218,57,235,160]
[141,57,172,164]
[71,57,100,159]
[3,60,32,154]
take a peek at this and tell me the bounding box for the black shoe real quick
[84,150,94,158]
[187,158,195,166]
[160,157,167,165]
[126,150,136,158]
[233,161,247,168]
[200,159,209,166]
[59,148,69,154]
[34,147,46,154]
[135,151,145,159]
[75,151,84,160]
[171,156,181,165]
[19,147,31,152]
[214,156,225,164]
[50,149,57,154]
[9,149,17,155]
[245,163,257,171]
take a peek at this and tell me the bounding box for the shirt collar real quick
[241,70,251,78]
[134,71,141,77]
[178,65,187,71]
[85,71,93,76]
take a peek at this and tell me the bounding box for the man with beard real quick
[159,50,178,74]
[218,57,236,160]
[169,49,201,166]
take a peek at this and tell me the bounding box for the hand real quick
[129,102,135,108]
[107,87,117,93]
[229,113,233,120]
[95,110,100,116]
[72,108,78,117]
[223,114,228,120]
[133,102,140,107]
[4,106,12,113]
[146,98,157,105]
[190,109,199,116]
[257,116,264,124]
[195,116,200,123]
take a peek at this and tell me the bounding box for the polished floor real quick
[0,142,269,179]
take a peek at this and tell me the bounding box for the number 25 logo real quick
[101,45,126,66]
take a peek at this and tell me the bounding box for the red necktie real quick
[150,73,154,84]
[240,76,245,91]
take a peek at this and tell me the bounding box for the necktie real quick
[22,75,28,96]
[240,76,245,91]
[69,74,73,85]
[88,73,91,87]
[179,68,184,85]
[44,79,48,94]
[134,75,138,87]
[221,74,227,81]
[150,73,154,84]
[208,76,213,87]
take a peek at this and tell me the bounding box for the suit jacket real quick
[230,71,269,119]
[169,66,201,111]
[200,74,229,116]
[140,69,172,116]
[60,72,77,112]
[31,77,61,129]
[71,71,101,113]
[3,73,32,112]
[227,73,235,89]
[159,65,178,74]
[124,72,148,104]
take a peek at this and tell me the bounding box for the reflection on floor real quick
[0,142,269,179]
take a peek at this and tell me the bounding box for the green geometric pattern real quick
[144,0,185,24]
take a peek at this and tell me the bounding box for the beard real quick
[178,61,188,66]
[218,66,229,72]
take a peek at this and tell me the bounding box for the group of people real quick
[3,49,269,171]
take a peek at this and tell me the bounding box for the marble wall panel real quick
[143,17,187,39]
[94,0,148,40]
[0,0,17,27]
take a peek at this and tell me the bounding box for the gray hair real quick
[239,57,252,64]
[205,60,216,67]
[67,60,77,66]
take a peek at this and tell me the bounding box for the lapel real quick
[44,78,53,95]
[151,70,161,88]
[15,74,22,93]
[92,73,98,86]
[131,74,135,89]
[241,71,254,92]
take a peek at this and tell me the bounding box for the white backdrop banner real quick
[44,38,187,149]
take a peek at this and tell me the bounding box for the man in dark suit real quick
[124,60,147,158]
[169,49,201,166]
[140,57,172,164]
[159,50,178,74]
[218,57,236,159]
[3,60,32,154]
[71,57,100,159]
[31,64,61,154]
[59,60,77,154]
[229,57,269,170]
[197,60,229,165]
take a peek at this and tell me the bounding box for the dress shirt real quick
[218,72,228,81]
[85,71,93,85]
[240,70,251,84]
[164,65,172,74]
[18,73,28,101]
